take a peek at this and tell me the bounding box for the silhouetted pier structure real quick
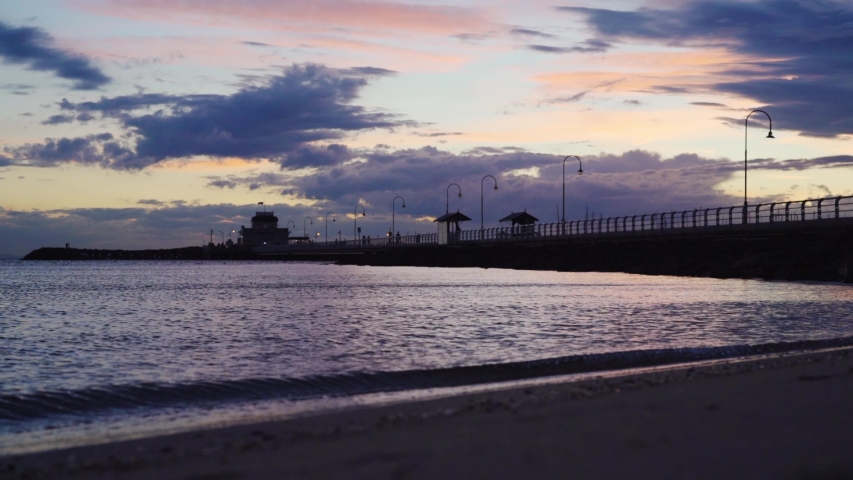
[24,195,853,282]
[255,195,853,255]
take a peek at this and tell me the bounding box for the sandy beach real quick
[3,346,852,479]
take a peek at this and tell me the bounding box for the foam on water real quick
[2,336,852,424]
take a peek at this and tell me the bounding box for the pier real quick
[23,195,853,283]
[257,195,853,253]
[252,195,853,283]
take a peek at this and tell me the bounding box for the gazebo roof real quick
[499,211,539,225]
[434,211,472,223]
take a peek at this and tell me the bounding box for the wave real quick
[3,336,852,422]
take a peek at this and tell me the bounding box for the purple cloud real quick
[0,21,110,90]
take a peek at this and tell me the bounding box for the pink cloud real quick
[74,0,492,36]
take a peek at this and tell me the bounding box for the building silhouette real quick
[239,211,290,247]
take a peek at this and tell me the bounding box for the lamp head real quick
[362,212,366,217]
[493,185,498,191]
[766,130,775,139]
[578,168,583,175]
[458,193,462,198]
[402,203,406,208]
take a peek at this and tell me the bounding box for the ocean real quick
[2,260,852,453]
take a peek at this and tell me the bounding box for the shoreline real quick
[4,346,853,479]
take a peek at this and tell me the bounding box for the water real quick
[2,260,852,453]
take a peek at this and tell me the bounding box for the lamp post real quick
[392,196,405,237]
[286,220,296,232]
[481,175,498,230]
[303,217,313,238]
[218,230,224,245]
[744,110,774,223]
[325,212,336,244]
[446,183,462,213]
[562,155,583,225]
[353,205,366,240]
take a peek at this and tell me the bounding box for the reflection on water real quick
[2,261,852,397]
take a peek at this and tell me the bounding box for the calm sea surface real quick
[2,260,853,452]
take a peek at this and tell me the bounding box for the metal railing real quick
[254,195,853,253]
[257,232,438,252]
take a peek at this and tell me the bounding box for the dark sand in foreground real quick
[3,347,853,479]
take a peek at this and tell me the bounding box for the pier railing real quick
[255,195,853,253]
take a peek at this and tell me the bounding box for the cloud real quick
[691,102,728,108]
[412,131,464,137]
[0,83,34,90]
[547,91,590,104]
[5,148,849,256]
[559,1,853,137]
[250,146,852,229]
[41,114,74,125]
[7,133,138,168]
[79,0,490,37]
[461,146,527,156]
[14,64,409,169]
[525,39,611,54]
[749,155,853,171]
[0,21,110,90]
[338,66,397,77]
[451,33,488,42]
[206,178,238,189]
[284,143,354,168]
[40,113,95,125]
[241,41,272,47]
[247,147,743,223]
[509,28,555,39]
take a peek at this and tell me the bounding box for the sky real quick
[1,0,852,256]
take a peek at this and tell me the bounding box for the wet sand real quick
[3,346,853,479]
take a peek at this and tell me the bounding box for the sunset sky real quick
[1,0,852,256]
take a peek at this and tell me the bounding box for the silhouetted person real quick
[396,231,401,243]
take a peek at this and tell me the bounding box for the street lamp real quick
[392,196,405,237]
[446,183,462,213]
[744,110,774,223]
[481,175,498,230]
[562,155,583,224]
[325,212,336,244]
[286,220,296,232]
[353,205,366,240]
[218,230,224,244]
[304,217,313,238]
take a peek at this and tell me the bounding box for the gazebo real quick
[498,210,539,226]
[434,210,472,244]
[499,210,539,237]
